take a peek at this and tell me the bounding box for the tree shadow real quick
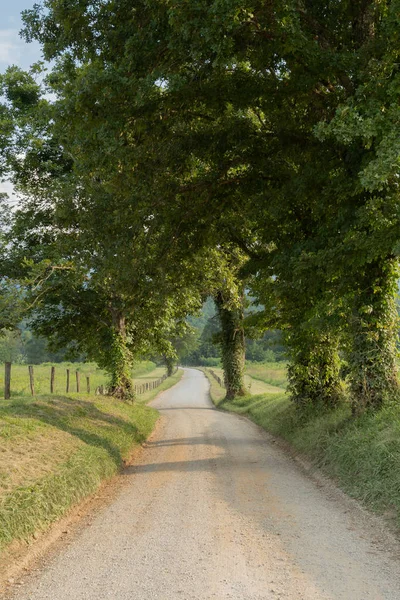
[144,436,268,449]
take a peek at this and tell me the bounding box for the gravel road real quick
[11,368,400,599]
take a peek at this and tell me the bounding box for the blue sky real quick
[0,0,42,72]
[0,0,42,200]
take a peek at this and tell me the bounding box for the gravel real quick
[11,368,400,600]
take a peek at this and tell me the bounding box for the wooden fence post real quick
[86,376,90,393]
[50,366,55,393]
[66,369,70,393]
[29,365,35,396]
[76,371,80,393]
[4,362,11,400]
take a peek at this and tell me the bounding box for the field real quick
[0,360,159,398]
[245,361,288,388]
[209,366,284,395]
[0,363,183,556]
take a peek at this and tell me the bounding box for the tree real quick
[19,0,400,411]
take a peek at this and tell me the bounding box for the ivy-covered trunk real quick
[214,291,246,401]
[286,330,343,409]
[163,355,175,377]
[348,257,399,413]
[108,309,135,401]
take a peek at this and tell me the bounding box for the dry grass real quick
[0,431,81,498]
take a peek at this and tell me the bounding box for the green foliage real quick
[1,0,400,413]
[246,339,278,363]
[0,330,25,363]
[348,258,400,412]
[182,313,221,366]
[286,331,343,409]
[215,289,246,400]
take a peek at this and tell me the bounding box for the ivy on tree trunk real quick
[163,354,175,377]
[214,291,246,401]
[348,257,399,413]
[286,330,343,409]
[108,308,135,401]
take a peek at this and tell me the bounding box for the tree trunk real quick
[163,355,175,377]
[214,291,246,401]
[286,330,342,409]
[108,308,135,401]
[348,257,399,413]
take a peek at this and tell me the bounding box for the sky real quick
[0,0,42,71]
[0,0,43,200]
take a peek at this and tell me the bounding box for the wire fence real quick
[2,362,178,399]
[208,368,225,389]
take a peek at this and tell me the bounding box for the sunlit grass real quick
[0,367,183,554]
[203,368,400,528]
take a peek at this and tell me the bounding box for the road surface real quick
[10,368,400,599]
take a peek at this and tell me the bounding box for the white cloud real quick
[0,181,15,196]
[0,28,41,69]
[0,29,21,64]
[0,180,20,210]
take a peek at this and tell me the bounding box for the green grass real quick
[210,367,283,395]
[0,366,183,554]
[0,360,158,398]
[245,361,288,388]
[203,369,400,528]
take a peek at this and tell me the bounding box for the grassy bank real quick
[0,367,183,554]
[203,368,400,527]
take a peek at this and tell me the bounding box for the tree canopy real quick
[1,0,400,407]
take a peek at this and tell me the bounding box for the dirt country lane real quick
[9,368,400,600]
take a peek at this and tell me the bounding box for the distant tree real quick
[0,329,25,363]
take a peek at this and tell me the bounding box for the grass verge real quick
[0,367,183,555]
[202,368,400,528]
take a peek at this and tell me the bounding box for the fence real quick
[2,363,178,399]
[208,368,225,388]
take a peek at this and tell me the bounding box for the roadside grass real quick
[202,369,400,527]
[0,360,158,398]
[0,367,183,554]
